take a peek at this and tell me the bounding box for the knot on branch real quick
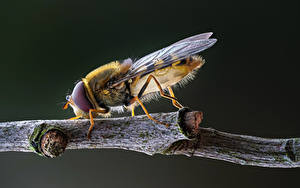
[29,123,68,158]
[177,107,203,138]
[163,108,204,155]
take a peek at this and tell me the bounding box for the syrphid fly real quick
[64,32,217,138]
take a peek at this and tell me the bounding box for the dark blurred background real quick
[1,0,300,187]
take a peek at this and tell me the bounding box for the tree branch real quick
[0,108,299,168]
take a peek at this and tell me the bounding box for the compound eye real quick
[71,81,93,112]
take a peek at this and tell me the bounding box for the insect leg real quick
[131,107,135,117]
[64,100,83,120]
[87,108,107,139]
[132,96,169,127]
[69,116,81,120]
[137,75,182,108]
[167,86,183,109]
[63,101,70,110]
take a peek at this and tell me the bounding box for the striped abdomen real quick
[130,55,205,97]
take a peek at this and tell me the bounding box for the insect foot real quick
[29,123,68,158]
[177,107,203,139]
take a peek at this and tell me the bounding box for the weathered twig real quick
[0,108,299,168]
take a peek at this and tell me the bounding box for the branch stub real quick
[29,123,68,158]
[177,107,203,138]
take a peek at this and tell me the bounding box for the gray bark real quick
[0,110,299,168]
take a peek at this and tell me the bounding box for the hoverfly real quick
[64,32,217,138]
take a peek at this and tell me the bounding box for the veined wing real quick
[111,33,217,86]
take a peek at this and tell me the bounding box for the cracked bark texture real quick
[0,110,299,168]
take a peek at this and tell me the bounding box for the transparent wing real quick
[132,32,214,70]
[172,32,213,45]
[112,33,217,85]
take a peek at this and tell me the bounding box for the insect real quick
[63,32,217,138]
